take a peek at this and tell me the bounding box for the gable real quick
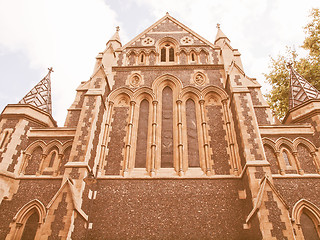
[123,15,214,49]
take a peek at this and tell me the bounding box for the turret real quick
[283,64,320,127]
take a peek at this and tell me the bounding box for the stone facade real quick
[1,14,320,239]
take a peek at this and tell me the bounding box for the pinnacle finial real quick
[216,23,220,29]
[166,12,169,15]
[116,26,120,32]
[48,67,54,73]
[286,62,293,69]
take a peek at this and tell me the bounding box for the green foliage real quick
[265,8,320,120]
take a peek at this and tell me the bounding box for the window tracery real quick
[160,42,176,63]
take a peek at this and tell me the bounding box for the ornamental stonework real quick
[180,36,194,45]
[193,72,206,86]
[141,37,155,46]
[129,73,142,87]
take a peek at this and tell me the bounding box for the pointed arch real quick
[25,140,46,155]
[152,74,183,98]
[275,137,294,152]
[292,199,320,239]
[262,138,276,152]
[13,199,46,224]
[179,86,202,100]
[107,87,134,103]
[262,138,280,174]
[8,199,46,240]
[61,140,73,153]
[201,85,229,101]
[43,140,63,155]
[293,137,317,153]
[132,87,155,102]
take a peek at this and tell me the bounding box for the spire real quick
[19,67,53,114]
[109,26,121,44]
[215,23,230,44]
[288,63,320,109]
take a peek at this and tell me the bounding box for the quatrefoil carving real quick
[142,37,155,46]
[180,36,194,45]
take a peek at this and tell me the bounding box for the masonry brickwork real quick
[1,14,320,239]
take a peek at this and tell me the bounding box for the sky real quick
[0,0,319,126]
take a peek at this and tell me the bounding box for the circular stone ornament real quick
[130,74,142,87]
[180,36,194,45]
[142,37,155,46]
[193,72,206,86]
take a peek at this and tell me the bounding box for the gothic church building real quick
[1,14,320,239]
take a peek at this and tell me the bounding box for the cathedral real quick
[1,13,320,239]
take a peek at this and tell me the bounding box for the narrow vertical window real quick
[169,47,174,62]
[161,87,173,168]
[186,99,200,167]
[300,211,320,239]
[161,48,166,62]
[135,100,149,168]
[191,53,195,62]
[20,211,39,240]
[141,54,144,63]
[282,151,291,166]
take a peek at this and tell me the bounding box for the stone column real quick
[275,151,285,175]
[176,100,184,176]
[222,99,239,175]
[311,152,320,173]
[199,100,212,175]
[36,154,47,176]
[150,100,158,176]
[123,101,135,176]
[292,152,304,175]
[98,101,114,175]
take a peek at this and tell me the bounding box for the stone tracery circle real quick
[142,37,155,46]
[180,36,194,45]
[193,72,206,86]
[130,74,142,87]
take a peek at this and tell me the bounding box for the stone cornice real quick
[112,64,224,71]
[1,104,57,127]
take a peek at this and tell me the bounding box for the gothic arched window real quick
[186,99,200,167]
[292,199,320,240]
[161,86,173,167]
[282,150,291,167]
[300,211,320,239]
[20,211,39,240]
[7,199,46,240]
[160,42,175,63]
[135,99,149,168]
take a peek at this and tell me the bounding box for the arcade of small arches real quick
[126,40,210,66]
[20,140,72,176]
[100,74,240,177]
[263,137,320,175]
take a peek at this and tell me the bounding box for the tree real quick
[265,8,320,120]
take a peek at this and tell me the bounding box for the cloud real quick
[131,0,319,92]
[0,0,319,125]
[0,0,120,125]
